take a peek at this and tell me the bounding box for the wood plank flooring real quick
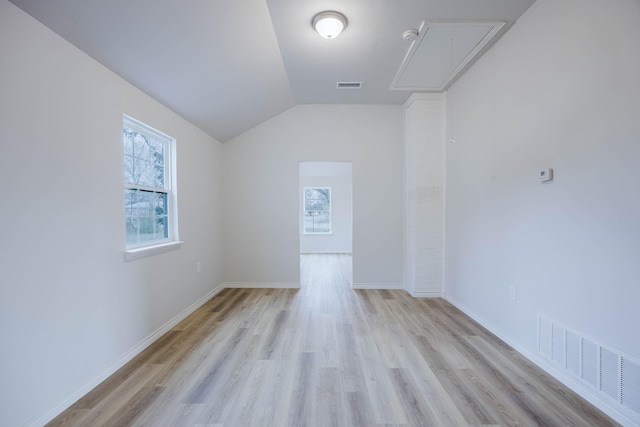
[48,254,618,426]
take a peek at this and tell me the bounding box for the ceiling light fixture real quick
[312,11,347,39]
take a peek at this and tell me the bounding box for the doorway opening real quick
[299,161,353,289]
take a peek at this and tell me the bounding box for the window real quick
[123,115,177,251]
[304,187,331,234]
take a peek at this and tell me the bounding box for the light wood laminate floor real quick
[48,254,617,426]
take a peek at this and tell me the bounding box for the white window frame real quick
[303,186,332,234]
[123,115,181,260]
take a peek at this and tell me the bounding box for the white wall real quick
[223,105,403,287]
[0,2,224,425]
[445,0,640,389]
[300,171,353,254]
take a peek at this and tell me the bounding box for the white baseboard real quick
[352,283,404,290]
[25,284,224,427]
[409,290,442,298]
[223,282,301,289]
[444,295,639,427]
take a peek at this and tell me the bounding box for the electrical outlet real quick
[196,262,201,273]
[509,286,517,301]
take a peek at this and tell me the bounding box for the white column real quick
[404,93,445,297]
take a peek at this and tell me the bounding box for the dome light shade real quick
[313,11,347,39]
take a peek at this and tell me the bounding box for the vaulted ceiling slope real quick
[9,0,535,142]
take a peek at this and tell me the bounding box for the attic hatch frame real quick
[390,20,505,92]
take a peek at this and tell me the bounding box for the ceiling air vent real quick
[337,82,362,89]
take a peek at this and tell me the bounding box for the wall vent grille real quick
[583,338,599,388]
[601,347,619,400]
[552,322,565,365]
[566,330,581,378]
[622,357,640,413]
[538,314,640,421]
[336,82,362,89]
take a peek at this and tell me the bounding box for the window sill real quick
[124,241,183,261]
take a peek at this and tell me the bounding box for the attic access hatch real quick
[391,21,505,92]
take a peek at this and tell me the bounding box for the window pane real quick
[123,127,166,188]
[125,189,168,244]
[150,139,164,165]
[136,159,158,188]
[148,139,165,188]
[133,132,149,159]
[303,187,331,233]
[123,155,135,184]
[304,210,330,233]
[304,188,330,211]
[125,187,136,215]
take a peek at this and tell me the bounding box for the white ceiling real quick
[9,0,535,142]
